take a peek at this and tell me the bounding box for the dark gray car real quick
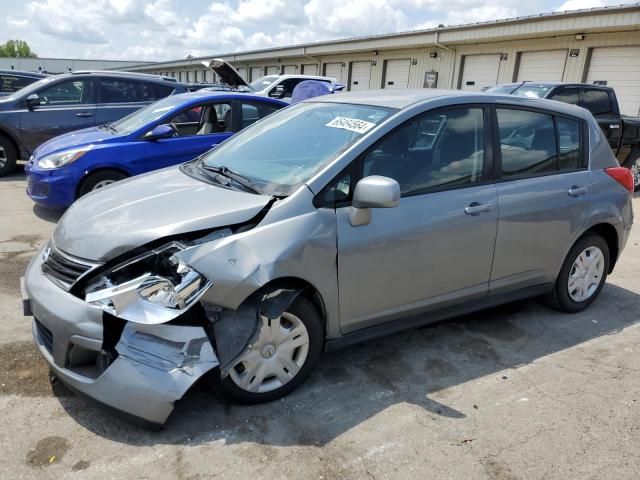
[0,71,187,175]
[23,90,634,426]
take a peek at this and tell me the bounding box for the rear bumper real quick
[24,248,219,425]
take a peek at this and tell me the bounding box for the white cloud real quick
[0,0,636,61]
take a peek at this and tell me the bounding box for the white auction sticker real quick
[326,117,376,134]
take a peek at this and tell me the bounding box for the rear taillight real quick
[604,167,634,193]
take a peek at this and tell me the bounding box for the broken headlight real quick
[84,242,212,324]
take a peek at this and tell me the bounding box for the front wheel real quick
[77,170,128,198]
[210,296,323,404]
[546,233,610,313]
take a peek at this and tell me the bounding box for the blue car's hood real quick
[34,126,122,158]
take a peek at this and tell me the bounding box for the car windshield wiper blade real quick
[99,122,117,132]
[198,162,262,194]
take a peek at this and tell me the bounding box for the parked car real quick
[202,59,338,102]
[487,82,640,189]
[25,91,286,208]
[0,70,48,97]
[0,71,188,176]
[23,90,633,426]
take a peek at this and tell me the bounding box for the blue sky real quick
[0,0,633,61]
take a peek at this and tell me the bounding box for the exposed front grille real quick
[41,245,98,290]
[34,318,54,354]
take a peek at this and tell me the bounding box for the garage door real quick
[517,50,567,82]
[460,54,502,91]
[283,65,297,74]
[237,67,248,81]
[586,46,640,116]
[324,62,345,83]
[349,61,371,91]
[302,63,318,75]
[383,59,410,89]
[266,66,279,75]
[250,67,263,81]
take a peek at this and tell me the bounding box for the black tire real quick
[0,134,17,177]
[210,296,324,404]
[623,149,640,192]
[77,170,128,198]
[546,233,610,313]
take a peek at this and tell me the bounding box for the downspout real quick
[434,30,457,89]
[302,46,321,74]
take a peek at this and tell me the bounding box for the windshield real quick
[200,102,394,195]
[111,95,182,134]
[511,84,553,99]
[250,75,279,91]
[485,85,519,94]
[5,75,58,100]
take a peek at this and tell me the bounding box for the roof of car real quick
[308,88,591,118]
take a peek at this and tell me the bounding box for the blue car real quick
[25,91,287,208]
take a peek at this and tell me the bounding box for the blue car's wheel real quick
[78,170,128,198]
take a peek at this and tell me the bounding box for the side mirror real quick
[269,85,285,98]
[349,176,400,227]
[26,94,41,110]
[144,124,175,141]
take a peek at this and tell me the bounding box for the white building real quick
[0,57,150,75]
[125,3,640,115]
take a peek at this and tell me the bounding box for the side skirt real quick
[325,283,553,352]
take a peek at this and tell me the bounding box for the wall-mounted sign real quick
[424,71,438,88]
[569,49,580,57]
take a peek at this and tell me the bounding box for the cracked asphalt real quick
[1,168,639,480]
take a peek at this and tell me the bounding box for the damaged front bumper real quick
[23,251,219,426]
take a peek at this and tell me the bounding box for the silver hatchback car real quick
[23,90,634,426]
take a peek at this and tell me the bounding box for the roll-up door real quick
[516,50,568,82]
[324,62,345,83]
[382,59,410,89]
[349,61,371,90]
[302,63,318,75]
[266,66,279,75]
[460,54,502,91]
[283,65,297,74]
[250,67,263,81]
[586,46,640,116]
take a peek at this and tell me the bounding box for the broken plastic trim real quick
[204,288,305,376]
[70,196,278,299]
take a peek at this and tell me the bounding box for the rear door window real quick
[496,109,557,177]
[580,88,613,115]
[141,82,174,101]
[547,87,579,105]
[557,117,581,171]
[99,79,143,103]
[239,101,283,129]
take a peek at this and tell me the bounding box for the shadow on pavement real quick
[32,204,65,223]
[56,283,640,447]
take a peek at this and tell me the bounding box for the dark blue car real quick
[25,91,287,208]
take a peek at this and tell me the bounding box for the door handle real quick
[464,202,492,215]
[568,186,587,197]
[75,112,93,118]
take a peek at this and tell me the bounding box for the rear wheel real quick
[210,296,323,404]
[0,135,17,177]
[77,170,128,198]
[546,234,609,313]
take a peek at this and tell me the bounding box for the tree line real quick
[0,40,37,58]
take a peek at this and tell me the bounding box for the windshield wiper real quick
[98,122,117,133]
[198,162,262,194]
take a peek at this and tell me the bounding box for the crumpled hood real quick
[53,166,271,262]
[34,126,120,159]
